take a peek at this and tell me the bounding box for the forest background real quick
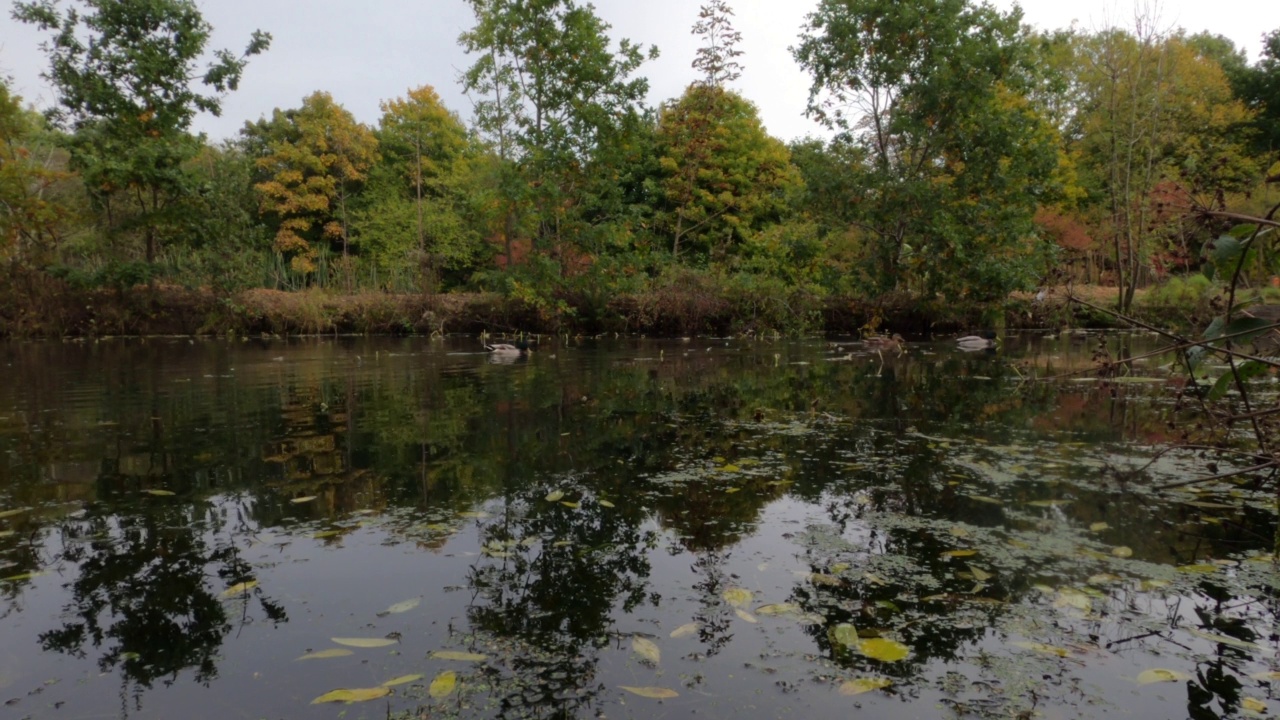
[1,0,1278,337]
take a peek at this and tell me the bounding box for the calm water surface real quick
[0,334,1276,720]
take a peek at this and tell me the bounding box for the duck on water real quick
[484,338,532,355]
[956,332,998,351]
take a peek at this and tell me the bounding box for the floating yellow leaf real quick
[735,608,758,624]
[1012,641,1070,657]
[722,588,753,607]
[722,464,741,473]
[632,636,661,664]
[430,650,488,662]
[1177,564,1219,574]
[220,580,258,597]
[949,526,971,538]
[381,674,424,687]
[1252,671,1280,681]
[380,597,419,615]
[458,511,490,519]
[312,530,342,539]
[296,648,353,660]
[311,687,391,704]
[560,501,580,509]
[1140,579,1170,591]
[1186,628,1263,651]
[1054,589,1092,612]
[1112,546,1133,558]
[290,496,317,504]
[943,550,977,558]
[331,637,397,648]
[1090,522,1110,532]
[1,570,45,582]
[864,573,888,586]
[670,622,699,638]
[1137,668,1190,684]
[429,670,457,698]
[0,508,29,519]
[858,638,910,662]
[144,489,175,497]
[969,496,1003,505]
[545,490,565,502]
[599,500,615,508]
[968,565,992,582]
[619,686,678,699]
[1243,697,1267,714]
[1029,499,1069,508]
[1087,573,1122,585]
[810,573,842,586]
[756,603,800,616]
[831,563,851,574]
[838,678,892,696]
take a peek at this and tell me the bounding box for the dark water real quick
[0,334,1277,720]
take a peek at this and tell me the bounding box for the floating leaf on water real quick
[1186,628,1264,651]
[311,687,392,704]
[968,565,992,582]
[312,530,342,539]
[331,637,397,648]
[143,489,175,497]
[385,597,420,614]
[545,490,565,502]
[864,573,888,586]
[1012,641,1070,657]
[632,636,661,665]
[722,464,741,473]
[429,670,457,698]
[1029,499,1070,508]
[1087,573,1122,585]
[560,501,580,509]
[430,651,488,662]
[599,500,615,508]
[0,508,30,519]
[220,580,258,597]
[943,550,978,558]
[1032,584,1055,594]
[722,588,753,607]
[1251,671,1280,681]
[858,638,910,662]
[1140,579,1170,591]
[839,678,892,696]
[2,571,45,582]
[725,487,741,494]
[1054,589,1093,612]
[1177,564,1219,574]
[809,573,842,587]
[290,496,317,504]
[458,511,490,519]
[969,496,1003,505]
[756,603,800,616]
[1243,697,1267,714]
[1090,522,1110,532]
[381,674,423,687]
[874,600,901,613]
[297,648,353,660]
[0,531,13,538]
[735,609,759,624]
[830,624,860,649]
[619,686,678,699]
[1112,546,1134,558]
[949,526,971,538]
[670,622,699,638]
[1137,668,1190,684]
[831,563,851,574]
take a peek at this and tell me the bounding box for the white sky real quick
[1,0,1276,144]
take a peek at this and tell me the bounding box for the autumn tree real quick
[692,0,744,88]
[248,92,378,275]
[459,0,657,267]
[0,79,80,264]
[793,0,1063,300]
[12,0,270,265]
[653,85,800,261]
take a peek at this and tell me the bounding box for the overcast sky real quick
[2,0,1276,144]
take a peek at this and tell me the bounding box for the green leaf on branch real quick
[1208,360,1271,401]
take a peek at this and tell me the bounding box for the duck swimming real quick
[864,333,906,355]
[484,338,532,355]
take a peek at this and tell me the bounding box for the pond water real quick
[0,333,1277,720]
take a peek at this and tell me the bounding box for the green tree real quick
[12,0,270,264]
[354,86,482,288]
[653,85,801,262]
[692,0,744,88]
[793,0,1062,300]
[459,0,657,267]
[1235,29,1280,158]
[249,92,379,275]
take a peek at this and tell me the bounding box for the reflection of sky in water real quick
[0,334,1274,719]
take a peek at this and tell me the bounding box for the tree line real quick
[2,0,1278,320]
